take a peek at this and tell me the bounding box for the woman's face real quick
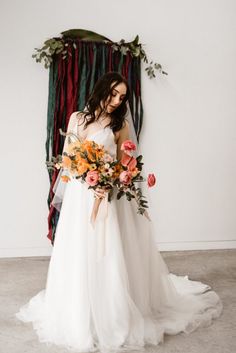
[103,82,127,114]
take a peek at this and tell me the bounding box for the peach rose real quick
[147,173,156,187]
[119,171,132,185]
[121,140,136,155]
[85,170,99,186]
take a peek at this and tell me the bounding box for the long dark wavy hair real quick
[78,72,130,132]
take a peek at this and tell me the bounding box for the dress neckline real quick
[84,126,117,145]
[75,114,117,145]
[86,126,109,140]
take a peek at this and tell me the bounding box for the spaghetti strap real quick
[75,111,87,142]
[63,112,84,152]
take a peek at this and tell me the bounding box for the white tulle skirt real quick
[15,179,223,352]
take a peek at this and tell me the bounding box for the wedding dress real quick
[15,112,223,353]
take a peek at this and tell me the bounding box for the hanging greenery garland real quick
[32,29,168,78]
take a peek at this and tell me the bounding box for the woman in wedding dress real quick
[15,72,223,352]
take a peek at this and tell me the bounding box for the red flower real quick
[147,173,156,187]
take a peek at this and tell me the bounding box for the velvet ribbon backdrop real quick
[46,39,143,244]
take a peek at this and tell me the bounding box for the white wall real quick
[0,0,235,257]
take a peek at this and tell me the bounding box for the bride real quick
[15,72,223,352]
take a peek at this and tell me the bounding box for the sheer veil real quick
[125,103,139,158]
[51,113,79,212]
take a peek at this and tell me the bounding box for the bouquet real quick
[47,130,156,226]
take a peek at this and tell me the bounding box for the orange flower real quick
[113,163,124,178]
[89,163,97,171]
[82,141,94,151]
[87,150,97,162]
[131,167,139,177]
[61,175,71,183]
[67,141,81,153]
[62,156,72,169]
[75,152,85,161]
[77,159,90,175]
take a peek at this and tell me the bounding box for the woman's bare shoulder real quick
[69,111,85,122]
[114,119,129,143]
[69,111,87,128]
[118,119,129,134]
[74,111,89,138]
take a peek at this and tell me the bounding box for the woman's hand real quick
[93,186,109,199]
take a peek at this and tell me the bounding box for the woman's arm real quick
[116,120,130,161]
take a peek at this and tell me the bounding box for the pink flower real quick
[103,153,113,163]
[121,153,131,167]
[127,157,137,171]
[147,173,156,187]
[85,170,99,186]
[121,140,136,155]
[121,153,137,171]
[119,171,132,185]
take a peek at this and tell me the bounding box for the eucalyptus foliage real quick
[32,29,167,78]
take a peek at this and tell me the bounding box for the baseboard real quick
[157,240,236,251]
[0,247,52,258]
[0,240,235,258]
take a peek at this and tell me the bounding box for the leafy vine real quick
[32,29,167,78]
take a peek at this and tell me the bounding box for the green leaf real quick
[133,35,139,45]
[136,155,143,162]
[39,52,46,59]
[55,48,63,54]
[117,191,125,200]
[44,39,53,45]
[61,29,112,42]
